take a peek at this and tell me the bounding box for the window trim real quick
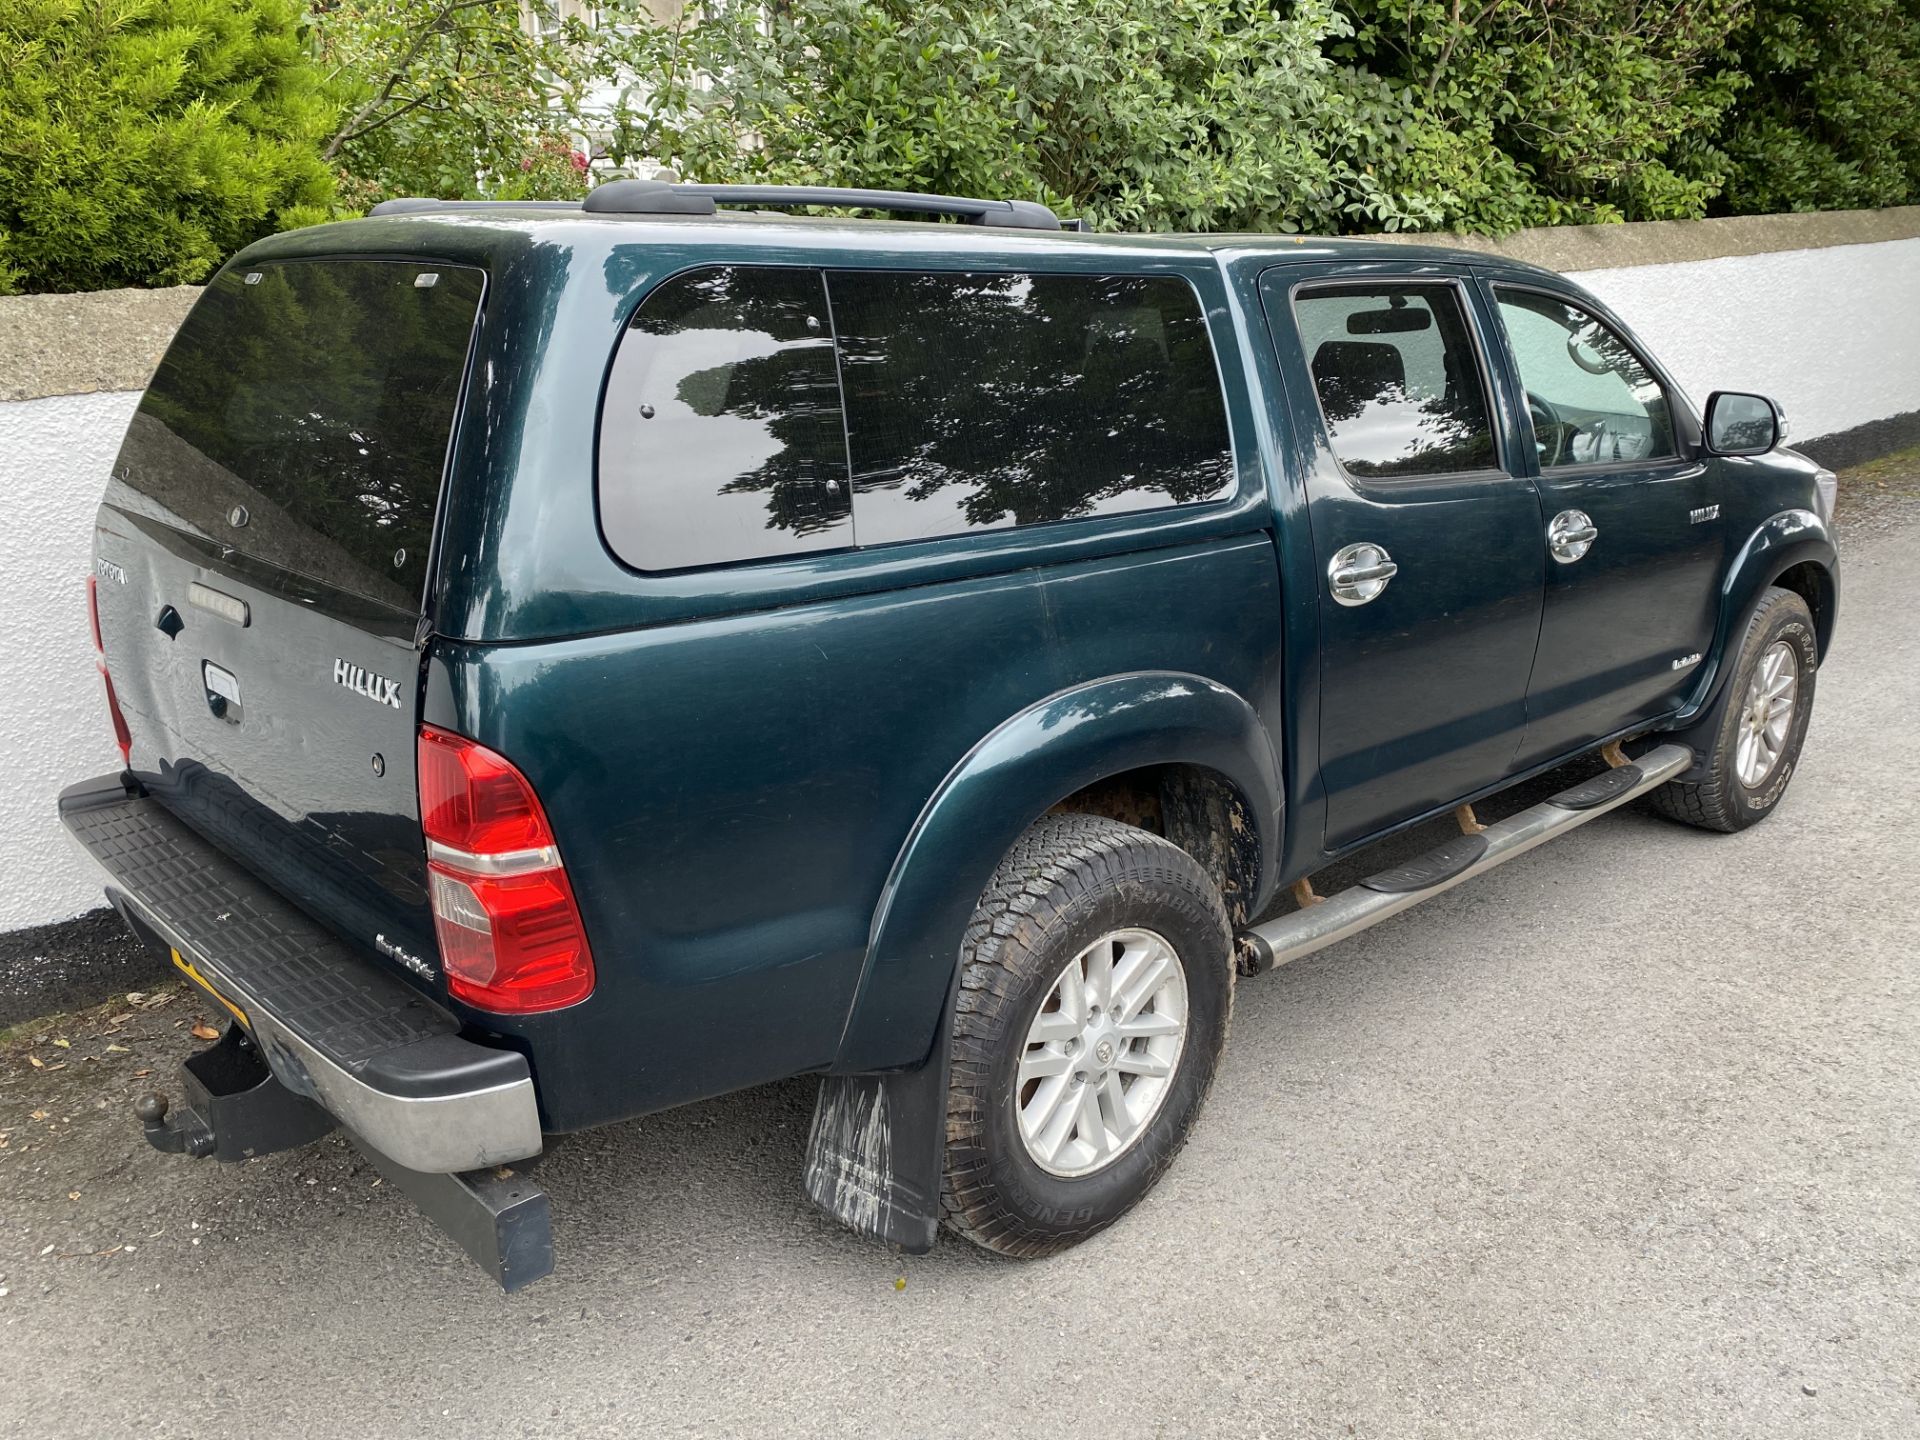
[594,260,1241,576]
[1286,274,1514,487]
[1489,280,1695,479]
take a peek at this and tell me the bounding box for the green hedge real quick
[0,0,336,295]
[4,0,1919,294]
[618,0,1920,235]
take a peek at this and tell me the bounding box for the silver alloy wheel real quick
[1016,928,1189,1178]
[1736,639,1799,788]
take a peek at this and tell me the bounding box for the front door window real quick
[1496,288,1676,469]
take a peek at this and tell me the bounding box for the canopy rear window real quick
[120,260,484,609]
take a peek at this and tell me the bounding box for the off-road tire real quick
[1647,585,1817,833]
[940,814,1233,1258]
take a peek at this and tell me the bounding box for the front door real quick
[1260,265,1544,851]
[1481,281,1724,769]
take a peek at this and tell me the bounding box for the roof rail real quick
[581,179,1064,231]
[367,197,586,215]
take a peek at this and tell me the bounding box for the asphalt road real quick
[3,523,1915,1439]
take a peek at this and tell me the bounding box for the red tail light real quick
[88,576,132,768]
[418,725,594,1013]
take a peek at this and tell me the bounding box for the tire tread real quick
[939,813,1230,1258]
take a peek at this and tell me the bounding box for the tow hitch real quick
[136,1024,334,1160]
[135,1024,555,1292]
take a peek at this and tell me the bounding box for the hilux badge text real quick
[333,658,403,709]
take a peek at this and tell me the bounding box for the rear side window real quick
[598,266,852,572]
[1293,284,1498,479]
[124,260,484,608]
[828,271,1234,544]
[597,266,1233,570]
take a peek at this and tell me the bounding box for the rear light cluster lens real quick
[418,725,595,1013]
[87,576,133,768]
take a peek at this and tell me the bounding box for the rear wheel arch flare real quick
[837,672,1281,1073]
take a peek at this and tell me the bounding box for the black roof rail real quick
[581,179,1063,231]
[368,198,584,215]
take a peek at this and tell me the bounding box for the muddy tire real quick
[940,814,1233,1258]
[1647,586,1818,833]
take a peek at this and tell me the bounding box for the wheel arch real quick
[1658,510,1836,781]
[832,671,1281,1075]
[1681,508,1837,723]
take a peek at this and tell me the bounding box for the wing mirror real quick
[1703,391,1783,457]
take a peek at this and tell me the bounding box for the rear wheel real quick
[1647,586,1817,832]
[941,814,1232,1257]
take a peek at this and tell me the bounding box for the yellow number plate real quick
[170,948,250,1029]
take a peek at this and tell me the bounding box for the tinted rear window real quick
[1293,283,1498,479]
[120,260,483,609]
[830,271,1234,544]
[597,266,853,572]
[595,265,1234,571]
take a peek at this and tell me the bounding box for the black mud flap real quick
[802,991,955,1254]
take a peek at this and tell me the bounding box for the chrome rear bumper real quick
[58,774,542,1174]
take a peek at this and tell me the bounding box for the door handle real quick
[1329,542,1398,605]
[1548,509,1598,563]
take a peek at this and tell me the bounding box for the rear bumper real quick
[58,773,542,1174]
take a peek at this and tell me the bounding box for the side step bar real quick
[1239,744,1691,973]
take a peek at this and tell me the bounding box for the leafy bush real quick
[0,0,336,294]
[1330,0,1749,229]
[611,0,1774,234]
[1706,0,1920,214]
[614,0,1447,234]
[313,0,609,205]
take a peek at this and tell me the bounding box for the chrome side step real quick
[1238,743,1692,973]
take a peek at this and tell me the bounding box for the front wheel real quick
[1647,585,1818,832]
[941,814,1233,1257]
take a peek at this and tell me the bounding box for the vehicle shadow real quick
[513,753,1633,1288]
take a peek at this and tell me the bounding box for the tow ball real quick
[132,1023,334,1164]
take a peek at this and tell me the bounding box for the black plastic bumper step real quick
[1549,763,1644,811]
[1360,831,1490,894]
[60,779,458,1067]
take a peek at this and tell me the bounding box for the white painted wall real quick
[1569,236,1920,442]
[0,391,141,929]
[0,235,1914,931]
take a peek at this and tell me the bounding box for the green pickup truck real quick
[61,182,1837,1289]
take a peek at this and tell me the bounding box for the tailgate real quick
[90,258,486,987]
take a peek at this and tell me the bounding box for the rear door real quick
[91,258,485,978]
[1259,263,1544,850]
[1481,280,1722,767]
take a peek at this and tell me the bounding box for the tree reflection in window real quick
[600,266,853,571]
[130,261,484,607]
[828,271,1234,544]
[1295,285,1498,479]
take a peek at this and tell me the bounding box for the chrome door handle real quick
[1548,509,1597,563]
[1329,542,1398,605]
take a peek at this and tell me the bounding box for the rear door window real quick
[828,270,1234,545]
[1293,283,1499,479]
[125,260,484,610]
[598,266,852,572]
